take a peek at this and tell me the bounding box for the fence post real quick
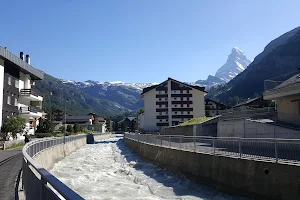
[180,137,182,149]
[274,139,278,163]
[213,137,215,155]
[194,137,196,152]
[239,138,242,158]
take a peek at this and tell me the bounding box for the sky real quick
[1,0,300,83]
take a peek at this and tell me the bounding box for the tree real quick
[1,117,26,140]
[73,124,79,133]
[36,114,54,133]
[66,124,73,133]
[138,108,144,114]
[59,126,65,133]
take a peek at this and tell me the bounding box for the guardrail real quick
[125,133,300,163]
[22,134,103,200]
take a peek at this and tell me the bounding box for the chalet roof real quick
[141,77,207,95]
[233,97,262,108]
[275,73,300,89]
[205,98,227,107]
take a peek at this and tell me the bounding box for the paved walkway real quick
[0,148,23,200]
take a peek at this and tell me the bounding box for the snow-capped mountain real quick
[215,47,251,82]
[61,80,158,91]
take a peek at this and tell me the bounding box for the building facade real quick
[205,99,227,117]
[0,47,44,136]
[141,78,207,131]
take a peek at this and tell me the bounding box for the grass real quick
[178,117,213,126]
[6,142,25,150]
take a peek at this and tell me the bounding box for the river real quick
[51,135,246,200]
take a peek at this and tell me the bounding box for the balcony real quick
[20,88,43,101]
[19,106,42,117]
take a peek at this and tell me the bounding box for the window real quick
[159,112,162,115]
[165,98,167,101]
[181,104,183,107]
[181,118,184,121]
[7,96,11,105]
[175,104,177,107]
[15,80,19,88]
[187,97,190,101]
[180,90,183,94]
[159,98,161,101]
[181,111,183,114]
[165,90,167,94]
[165,111,168,115]
[159,105,162,108]
[14,98,18,106]
[166,119,168,122]
[187,90,189,93]
[181,97,183,100]
[174,90,176,93]
[160,119,162,122]
[8,76,11,85]
[187,104,190,107]
[175,112,177,114]
[174,97,177,100]
[187,111,190,114]
[159,91,162,94]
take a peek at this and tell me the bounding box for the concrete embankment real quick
[124,137,300,200]
[34,134,111,170]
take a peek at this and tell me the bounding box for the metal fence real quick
[125,133,300,163]
[22,133,103,200]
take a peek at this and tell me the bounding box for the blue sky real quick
[1,0,300,83]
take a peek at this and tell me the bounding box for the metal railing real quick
[219,106,300,129]
[125,133,300,163]
[19,106,42,114]
[22,133,104,200]
[20,88,42,97]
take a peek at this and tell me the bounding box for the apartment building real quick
[0,47,44,135]
[141,78,207,131]
[205,99,227,117]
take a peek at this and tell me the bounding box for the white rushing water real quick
[51,135,246,200]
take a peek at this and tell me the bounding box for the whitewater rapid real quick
[51,135,246,200]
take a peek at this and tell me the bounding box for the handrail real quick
[22,134,104,200]
[125,133,300,163]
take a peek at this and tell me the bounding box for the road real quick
[0,148,23,200]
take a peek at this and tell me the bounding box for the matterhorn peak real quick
[215,47,251,82]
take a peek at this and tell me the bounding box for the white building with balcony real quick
[0,47,44,136]
[141,78,207,131]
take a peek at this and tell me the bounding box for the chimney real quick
[25,55,30,65]
[20,52,24,60]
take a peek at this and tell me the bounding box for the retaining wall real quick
[34,134,110,170]
[218,119,300,138]
[124,137,300,200]
[161,117,218,136]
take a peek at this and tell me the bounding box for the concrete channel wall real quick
[34,134,111,170]
[124,137,300,200]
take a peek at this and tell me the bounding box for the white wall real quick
[167,80,172,126]
[192,88,206,118]
[0,59,4,128]
[143,89,157,130]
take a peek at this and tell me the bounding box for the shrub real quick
[66,125,73,133]
[73,124,79,133]
[35,132,52,138]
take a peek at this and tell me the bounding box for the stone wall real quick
[218,119,300,138]
[124,137,300,199]
[33,134,111,170]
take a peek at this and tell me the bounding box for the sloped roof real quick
[275,73,300,89]
[65,115,93,120]
[233,97,262,108]
[141,77,207,95]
